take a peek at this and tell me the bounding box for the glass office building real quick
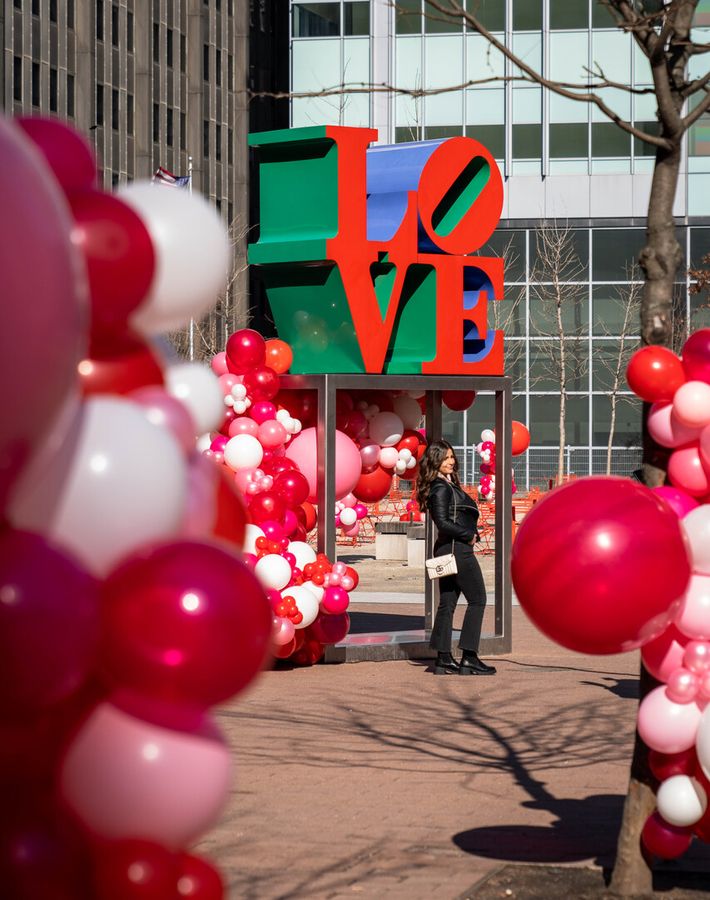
[289,0,710,488]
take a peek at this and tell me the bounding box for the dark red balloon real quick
[511,478,691,654]
[626,346,686,403]
[175,852,225,899]
[648,749,697,783]
[242,366,280,402]
[353,465,393,504]
[299,390,318,428]
[79,331,164,396]
[16,117,97,192]
[442,390,476,411]
[682,328,710,382]
[93,839,177,900]
[248,490,286,525]
[291,636,325,667]
[309,612,350,645]
[68,190,155,337]
[100,541,272,707]
[0,530,100,719]
[641,812,692,859]
[343,409,368,440]
[273,470,310,508]
[260,456,298,478]
[225,329,265,375]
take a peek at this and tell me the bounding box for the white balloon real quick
[399,447,413,462]
[8,397,186,576]
[284,585,319,629]
[303,581,325,602]
[196,433,213,453]
[243,523,265,555]
[379,446,399,468]
[682,506,710,576]
[481,429,495,443]
[696,704,710,779]
[254,554,292,591]
[392,395,423,430]
[223,434,263,471]
[394,460,408,475]
[657,775,707,827]
[675,574,710,639]
[119,182,230,335]
[340,507,357,527]
[369,411,404,447]
[288,540,317,571]
[165,363,223,435]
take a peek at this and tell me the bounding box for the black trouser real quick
[429,540,486,653]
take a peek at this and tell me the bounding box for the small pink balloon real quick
[258,419,287,450]
[218,373,239,394]
[340,493,357,508]
[354,503,368,519]
[642,625,690,682]
[250,400,277,425]
[653,485,700,519]
[684,640,710,674]
[675,575,710,640]
[648,402,703,449]
[234,466,258,495]
[343,522,360,537]
[666,667,700,704]
[340,575,355,592]
[272,615,295,647]
[321,586,349,615]
[700,424,710,471]
[637,685,702,753]
[673,381,710,429]
[229,416,259,438]
[668,446,710,497]
[129,386,197,453]
[210,352,228,376]
[332,561,348,576]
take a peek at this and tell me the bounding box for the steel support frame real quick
[280,374,513,655]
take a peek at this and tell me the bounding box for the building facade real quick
[288,0,710,488]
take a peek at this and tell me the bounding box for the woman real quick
[416,439,496,676]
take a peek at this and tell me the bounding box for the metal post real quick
[491,379,513,654]
[316,375,337,560]
[188,156,195,361]
[424,389,442,635]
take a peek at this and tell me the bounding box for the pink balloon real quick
[210,352,228,376]
[257,419,287,450]
[129,386,197,453]
[665,667,700,704]
[682,329,710,383]
[260,520,286,542]
[233,466,258,495]
[683,640,710,674]
[637,685,702,753]
[285,427,362,502]
[60,700,231,848]
[250,401,277,425]
[668,446,710,497]
[653,486,700,519]
[210,435,228,453]
[676,575,710,640]
[360,443,381,473]
[340,574,355,591]
[648,402,702,449]
[340,493,357,508]
[354,503,368,519]
[642,624,690,682]
[321,586,350,614]
[332,561,348,576]
[218,373,239,394]
[272,615,295,646]
[181,453,218,540]
[673,381,710,429]
[701,424,710,471]
[229,416,259,438]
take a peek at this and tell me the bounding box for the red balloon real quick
[93,839,177,900]
[0,530,100,719]
[291,636,325,667]
[641,812,692,859]
[626,346,686,403]
[242,366,280,402]
[212,469,248,549]
[397,429,425,454]
[309,612,350,645]
[682,328,710,383]
[299,390,318,428]
[175,852,225,899]
[648,749,697,783]
[511,478,691,654]
[100,541,272,707]
[300,501,317,532]
[16,117,97,192]
[79,332,164,396]
[273,470,310,508]
[248,490,286,525]
[442,390,476,411]
[511,420,531,456]
[68,190,155,338]
[225,329,265,375]
[272,637,296,659]
[264,339,293,376]
[353,465,393,504]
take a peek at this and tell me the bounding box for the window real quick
[203,44,209,79]
[344,1,369,35]
[167,29,173,67]
[549,122,587,158]
[67,73,74,116]
[592,122,630,157]
[478,229,527,283]
[153,23,160,59]
[531,228,589,280]
[127,11,133,50]
[228,54,233,90]
[228,202,234,223]
[180,34,186,71]
[127,93,134,134]
[167,108,174,146]
[180,111,186,146]
[513,0,542,30]
[294,3,340,37]
[592,285,640,336]
[395,0,420,34]
[96,84,104,125]
[550,0,587,29]
[466,0,504,31]
[216,49,221,85]
[466,124,504,159]
[426,1,460,32]
[634,120,660,157]
[68,0,74,28]
[203,120,210,158]
[424,125,462,139]
[228,127,233,164]
[112,4,119,46]
[50,68,58,112]
[32,0,38,14]
[512,123,541,159]
[96,0,103,39]
[14,0,21,8]
[13,57,22,102]
[529,394,589,445]
[592,229,645,281]
[153,103,160,142]
[216,123,222,161]
[112,88,119,130]
[50,0,57,22]
[592,396,641,446]
[32,62,40,107]
[530,289,589,337]
[592,1,621,27]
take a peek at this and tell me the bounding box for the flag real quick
[152,166,191,188]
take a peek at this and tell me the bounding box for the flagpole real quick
[188,156,195,362]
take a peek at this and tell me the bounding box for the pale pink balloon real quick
[340,575,355,591]
[668,446,710,497]
[653,486,700,519]
[676,575,710,640]
[642,624,690,681]
[233,466,258,495]
[673,381,710,429]
[369,411,404,447]
[379,447,399,469]
[257,419,287,450]
[211,351,228,376]
[343,522,360,537]
[130,386,197,453]
[272,615,295,646]
[332,561,348,576]
[700,424,710,471]
[340,493,357,508]
[360,443,381,472]
[637,685,702,753]
[60,701,231,848]
[648,402,703,449]
[684,641,710,674]
[666,668,700,704]
[229,416,259,438]
[218,372,239,394]
[181,452,218,539]
[284,427,362,502]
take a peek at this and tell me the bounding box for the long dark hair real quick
[415,439,461,509]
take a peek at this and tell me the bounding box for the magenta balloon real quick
[682,328,710,383]
[272,616,295,646]
[652,486,700,519]
[225,328,265,375]
[129,385,197,453]
[0,118,86,511]
[250,400,277,425]
[511,478,692,654]
[260,519,286,542]
[321,586,350,615]
[285,427,362,502]
[0,531,99,718]
[16,117,97,192]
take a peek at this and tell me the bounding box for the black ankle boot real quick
[459,651,496,676]
[433,651,460,675]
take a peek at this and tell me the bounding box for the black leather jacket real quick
[427,478,480,544]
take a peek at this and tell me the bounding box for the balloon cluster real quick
[400,498,423,523]
[1,117,272,897]
[475,421,529,498]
